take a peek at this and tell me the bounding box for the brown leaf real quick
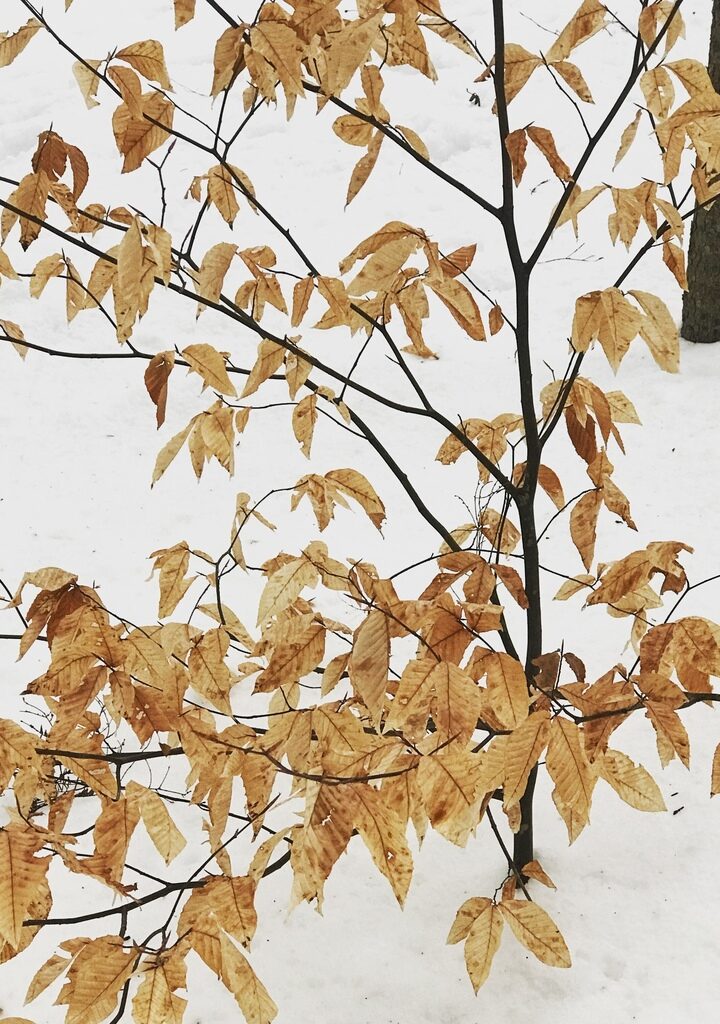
[613,110,642,168]
[505,128,528,186]
[628,289,679,372]
[551,59,594,102]
[504,710,550,808]
[526,126,572,181]
[484,652,529,730]
[292,394,317,458]
[144,351,175,427]
[464,901,504,992]
[174,0,197,30]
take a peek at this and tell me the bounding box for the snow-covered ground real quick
[1,1,719,1021]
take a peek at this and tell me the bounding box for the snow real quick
[1,0,719,1021]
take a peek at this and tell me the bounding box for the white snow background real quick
[1,1,719,1021]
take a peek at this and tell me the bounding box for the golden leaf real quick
[428,275,486,341]
[131,954,187,1024]
[570,488,601,570]
[292,393,317,458]
[207,165,241,226]
[464,900,504,992]
[56,935,136,1024]
[188,627,233,712]
[333,113,374,147]
[347,235,418,295]
[211,26,245,96]
[112,91,174,173]
[217,932,277,1024]
[0,825,49,948]
[662,237,687,289]
[354,785,413,905]
[546,718,595,838]
[195,240,237,313]
[346,130,383,207]
[241,338,285,398]
[416,747,485,846]
[613,110,642,168]
[711,742,720,797]
[504,710,550,808]
[498,899,571,967]
[551,59,594,102]
[522,860,557,889]
[546,0,607,62]
[0,17,41,67]
[483,652,529,730]
[640,66,675,120]
[116,39,172,89]
[127,782,187,864]
[174,0,197,30]
[182,342,237,396]
[397,124,429,160]
[257,557,318,625]
[325,468,386,529]
[72,59,102,108]
[598,749,666,811]
[628,289,679,372]
[349,610,390,724]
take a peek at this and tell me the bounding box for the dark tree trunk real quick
[681,0,720,343]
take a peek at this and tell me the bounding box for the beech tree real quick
[682,0,720,342]
[1,0,720,1020]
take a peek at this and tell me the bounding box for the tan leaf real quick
[711,743,720,797]
[208,165,241,226]
[522,860,557,889]
[546,0,607,62]
[527,126,572,181]
[546,717,595,837]
[241,338,285,398]
[640,66,675,120]
[127,782,187,864]
[112,91,174,173]
[613,110,642,168]
[464,900,504,992]
[346,130,383,207]
[484,652,529,730]
[211,26,245,96]
[325,468,385,529]
[551,59,594,102]
[662,237,687,289]
[483,44,541,105]
[499,899,571,967]
[217,932,277,1024]
[537,464,565,510]
[257,557,317,625]
[349,610,390,724]
[429,275,486,341]
[0,17,41,68]
[108,65,143,119]
[354,785,413,905]
[188,627,233,712]
[291,277,314,327]
[347,235,418,295]
[174,0,197,30]
[195,240,237,313]
[570,489,601,570]
[292,394,317,458]
[151,417,196,486]
[116,39,172,89]
[72,59,102,108]
[598,749,666,811]
[333,113,374,147]
[504,710,550,808]
[131,955,187,1024]
[397,124,429,160]
[56,935,136,1024]
[489,303,504,334]
[628,289,679,372]
[0,825,49,948]
[666,58,714,99]
[182,342,237,397]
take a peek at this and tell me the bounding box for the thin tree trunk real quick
[681,0,720,343]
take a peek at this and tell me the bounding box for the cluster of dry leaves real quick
[2,1,720,1021]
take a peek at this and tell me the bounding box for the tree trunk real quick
[681,0,720,343]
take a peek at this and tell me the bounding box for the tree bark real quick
[681,0,720,343]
